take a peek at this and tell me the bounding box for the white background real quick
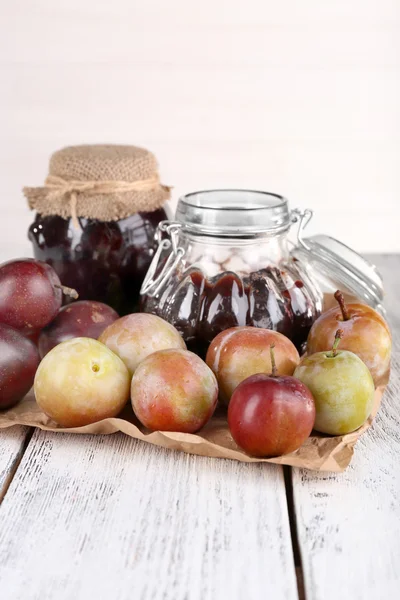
[0,0,399,258]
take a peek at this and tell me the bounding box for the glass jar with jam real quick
[29,208,168,315]
[25,144,171,314]
[141,190,321,354]
[141,190,385,355]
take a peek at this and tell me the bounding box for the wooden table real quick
[0,255,399,600]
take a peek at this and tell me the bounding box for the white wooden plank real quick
[292,255,400,600]
[0,431,298,600]
[0,427,30,501]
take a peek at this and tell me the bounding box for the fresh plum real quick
[307,290,391,386]
[99,313,186,376]
[39,300,119,358]
[0,323,40,409]
[131,349,218,433]
[34,337,130,427]
[206,326,300,405]
[0,258,77,335]
[296,329,375,435]
[228,346,315,457]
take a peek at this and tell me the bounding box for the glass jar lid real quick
[175,189,291,237]
[291,234,385,310]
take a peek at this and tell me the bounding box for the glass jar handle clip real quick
[140,221,185,298]
[291,208,313,250]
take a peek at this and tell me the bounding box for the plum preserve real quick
[29,209,167,314]
[141,190,323,354]
[25,144,171,314]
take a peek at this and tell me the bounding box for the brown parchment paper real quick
[0,382,387,472]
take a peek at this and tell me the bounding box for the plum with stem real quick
[228,345,315,457]
[0,259,78,334]
[296,329,375,435]
[206,326,300,405]
[307,290,391,385]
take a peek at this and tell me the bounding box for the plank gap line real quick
[0,427,33,504]
[284,465,306,600]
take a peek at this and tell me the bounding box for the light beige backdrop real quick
[0,0,399,257]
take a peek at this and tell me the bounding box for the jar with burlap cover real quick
[24,144,171,227]
[25,145,171,313]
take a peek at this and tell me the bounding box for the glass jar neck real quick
[176,189,291,238]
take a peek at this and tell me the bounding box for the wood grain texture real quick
[0,427,29,501]
[0,431,298,600]
[292,254,400,600]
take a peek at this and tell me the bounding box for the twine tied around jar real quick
[24,144,171,227]
[32,174,166,229]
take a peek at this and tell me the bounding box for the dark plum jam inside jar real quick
[144,263,318,356]
[141,190,322,355]
[29,208,168,315]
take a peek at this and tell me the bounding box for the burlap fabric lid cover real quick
[23,144,171,222]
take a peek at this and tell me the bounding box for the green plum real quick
[294,330,375,435]
[34,337,131,427]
